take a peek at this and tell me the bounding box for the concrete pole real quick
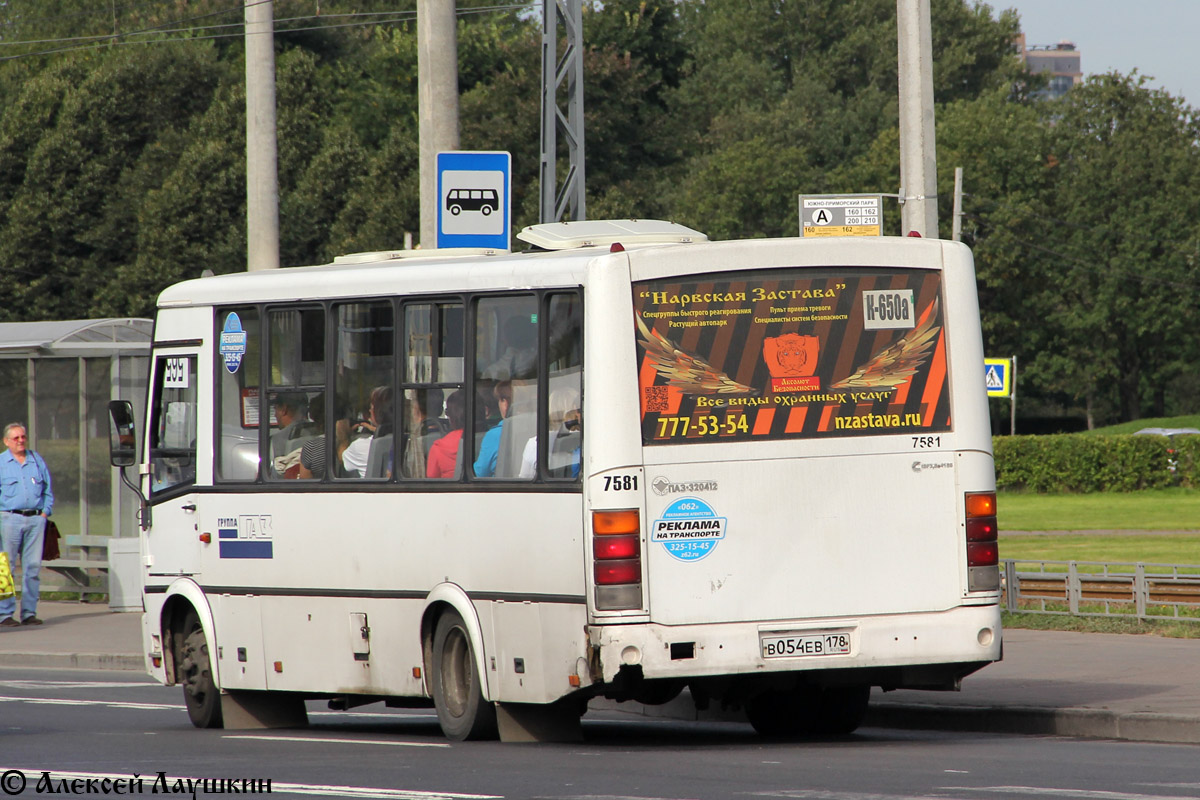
[245,0,280,270]
[418,0,460,249]
[897,0,939,238]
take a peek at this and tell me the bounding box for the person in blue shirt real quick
[0,423,54,627]
[473,380,512,478]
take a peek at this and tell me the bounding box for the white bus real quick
[109,219,1001,742]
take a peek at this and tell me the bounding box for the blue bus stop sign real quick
[437,151,511,250]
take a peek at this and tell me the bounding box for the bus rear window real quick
[633,267,950,444]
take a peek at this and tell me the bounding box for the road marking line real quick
[946,787,1200,800]
[224,734,449,748]
[0,680,161,689]
[0,695,179,710]
[753,792,966,799]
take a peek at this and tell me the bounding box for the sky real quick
[1001,0,1200,109]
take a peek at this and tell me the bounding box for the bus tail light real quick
[592,509,642,611]
[965,491,999,591]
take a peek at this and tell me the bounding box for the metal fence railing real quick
[1003,559,1200,622]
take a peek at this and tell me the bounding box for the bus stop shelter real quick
[0,319,151,607]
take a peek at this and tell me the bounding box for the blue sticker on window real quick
[651,497,727,562]
[220,312,248,374]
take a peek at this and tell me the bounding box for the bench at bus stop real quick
[39,535,110,599]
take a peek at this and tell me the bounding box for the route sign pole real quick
[1010,354,1017,436]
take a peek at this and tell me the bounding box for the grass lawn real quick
[995,485,1200,636]
[998,487,1200,531]
[1079,414,1200,435]
[999,533,1200,566]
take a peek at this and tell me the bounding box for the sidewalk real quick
[0,601,142,671]
[2,602,1199,745]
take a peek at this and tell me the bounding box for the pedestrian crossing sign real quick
[984,358,1011,397]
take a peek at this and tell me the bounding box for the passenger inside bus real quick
[342,386,392,478]
[426,389,465,479]
[495,381,537,478]
[519,388,581,479]
[297,393,350,480]
[400,387,446,478]
[270,392,317,477]
[473,380,511,477]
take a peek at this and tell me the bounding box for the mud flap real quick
[496,699,583,742]
[220,689,309,729]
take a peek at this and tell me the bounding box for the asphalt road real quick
[1,666,1198,800]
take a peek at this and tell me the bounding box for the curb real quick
[595,695,1200,746]
[868,701,1200,745]
[0,653,144,671]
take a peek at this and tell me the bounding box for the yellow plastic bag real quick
[0,552,14,600]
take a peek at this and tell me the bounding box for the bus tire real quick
[449,204,462,216]
[746,685,870,738]
[481,205,493,216]
[178,610,223,729]
[811,685,870,735]
[745,689,812,737]
[431,609,497,741]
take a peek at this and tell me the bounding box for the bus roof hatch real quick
[516,219,707,251]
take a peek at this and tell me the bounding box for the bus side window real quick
[216,308,261,482]
[334,302,394,480]
[149,355,198,496]
[474,295,538,479]
[540,292,582,481]
[267,307,324,479]
[401,301,462,480]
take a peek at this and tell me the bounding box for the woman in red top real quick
[426,389,465,479]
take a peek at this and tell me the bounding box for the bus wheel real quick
[745,689,811,737]
[747,685,870,738]
[810,685,870,735]
[481,205,493,216]
[449,204,462,216]
[431,610,497,741]
[178,611,223,729]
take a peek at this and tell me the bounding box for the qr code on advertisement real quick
[644,385,670,412]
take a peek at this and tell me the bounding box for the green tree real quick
[1036,73,1200,422]
[0,45,222,320]
[660,0,1020,239]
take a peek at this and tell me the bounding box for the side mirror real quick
[108,400,137,468]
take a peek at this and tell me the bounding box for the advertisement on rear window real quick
[634,267,950,444]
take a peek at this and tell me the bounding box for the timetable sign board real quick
[800,194,882,238]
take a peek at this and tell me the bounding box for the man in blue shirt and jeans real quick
[0,423,54,627]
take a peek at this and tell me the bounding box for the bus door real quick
[145,352,202,578]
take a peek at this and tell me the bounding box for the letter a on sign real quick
[812,209,832,225]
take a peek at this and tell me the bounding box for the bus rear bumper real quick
[588,604,1002,690]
